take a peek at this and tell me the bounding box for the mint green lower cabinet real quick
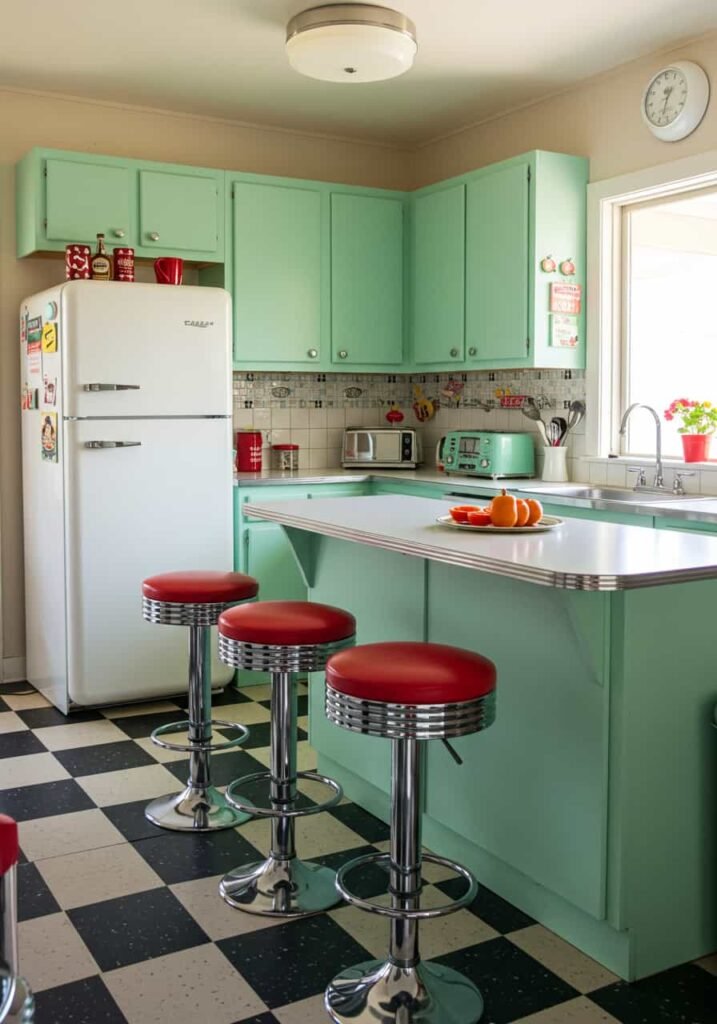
[232,181,322,365]
[411,184,466,365]
[45,157,134,246]
[330,193,403,366]
[241,522,306,602]
[653,517,717,534]
[139,169,221,255]
[465,163,529,365]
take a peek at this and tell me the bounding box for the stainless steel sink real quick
[516,485,705,504]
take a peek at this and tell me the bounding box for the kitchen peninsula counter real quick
[246,493,717,983]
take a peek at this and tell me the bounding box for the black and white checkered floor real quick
[1,678,715,1024]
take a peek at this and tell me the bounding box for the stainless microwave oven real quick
[342,429,421,469]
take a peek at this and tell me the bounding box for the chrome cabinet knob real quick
[148,232,160,242]
[468,347,477,356]
[307,348,318,359]
[338,350,348,359]
[450,347,459,358]
[113,229,126,239]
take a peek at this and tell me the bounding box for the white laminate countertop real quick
[243,494,717,591]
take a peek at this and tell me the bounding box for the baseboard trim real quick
[2,657,27,683]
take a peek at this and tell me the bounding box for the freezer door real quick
[61,281,231,418]
[63,417,233,706]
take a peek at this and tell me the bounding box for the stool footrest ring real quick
[150,718,249,753]
[335,852,477,920]
[225,770,342,818]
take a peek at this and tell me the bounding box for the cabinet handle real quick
[338,350,348,360]
[450,348,459,358]
[113,229,126,239]
[148,232,160,242]
[468,347,477,357]
[307,349,318,359]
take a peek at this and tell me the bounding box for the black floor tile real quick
[112,709,185,740]
[101,799,169,842]
[0,680,35,695]
[0,778,95,821]
[313,844,388,899]
[0,730,46,758]
[17,861,61,921]
[17,705,103,729]
[132,827,262,884]
[230,721,308,750]
[436,936,578,1024]
[589,963,717,1024]
[258,693,309,716]
[232,1015,280,1024]
[0,697,8,712]
[167,748,267,789]
[68,887,209,971]
[437,875,536,934]
[34,975,127,1023]
[218,914,372,1009]
[328,802,390,843]
[53,739,156,777]
[213,685,253,706]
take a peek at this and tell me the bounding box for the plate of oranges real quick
[438,491,562,533]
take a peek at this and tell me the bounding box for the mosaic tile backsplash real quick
[233,369,587,475]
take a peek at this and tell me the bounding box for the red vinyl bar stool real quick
[323,642,497,1024]
[0,815,34,1023]
[217,600,356,916]
[142,570,259,832]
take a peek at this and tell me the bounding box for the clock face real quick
[644,68,688,127]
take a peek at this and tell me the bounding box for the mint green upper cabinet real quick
[232,181,322,365]
[139,169,222,255]
[411,184,465,365]
[330,193,403,366]
[466,163,529,365]
[44,157,134,247]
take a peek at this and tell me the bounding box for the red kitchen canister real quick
[65,244,92,280]
[236,429,263,473]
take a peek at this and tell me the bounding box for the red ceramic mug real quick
[154,257,183,285]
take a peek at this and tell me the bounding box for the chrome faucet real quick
[619,403,665,490]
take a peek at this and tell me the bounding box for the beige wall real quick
[413,31,717,188]
[0,89,411,672]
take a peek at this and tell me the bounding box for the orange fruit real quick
[526,498,543,526]
[489,489,518,528]
[449,505,479,524]
[515,499,530,527]
[466,511,492,527]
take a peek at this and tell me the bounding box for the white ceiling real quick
[2,1,717,146]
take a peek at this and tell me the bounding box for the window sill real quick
[579,455,717,469]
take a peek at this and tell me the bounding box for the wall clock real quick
[641,61,710,142]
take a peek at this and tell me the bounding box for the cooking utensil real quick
[549,416,568,446]
[560,400,585,444]
[521,398,549,446]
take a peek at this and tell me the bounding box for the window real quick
[621,188,717,457]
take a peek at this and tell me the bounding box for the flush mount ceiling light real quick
[286,4,417,83]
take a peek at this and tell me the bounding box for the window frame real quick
[586,149,717,462]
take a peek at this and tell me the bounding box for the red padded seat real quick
[327,642,496,705]
[219,600,355,647]
[143,571,258,605]
[0,814,19,875]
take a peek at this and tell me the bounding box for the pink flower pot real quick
[681,434,711,462]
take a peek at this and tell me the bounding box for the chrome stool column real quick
[323,641,497,1024]
[142,570,258,832]
[1,816,34,1023]
[217,600,355,916]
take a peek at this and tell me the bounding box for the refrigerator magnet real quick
[41,322,58,353]
[43,376,57,406]
[41,412,58,463]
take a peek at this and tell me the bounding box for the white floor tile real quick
[19,808,125,861]
[509,924,619,993]
[33,719,129,751]
[170,874,286,941]
[36,842,163,910]
[0,752,69,788]
[76,763,180,806]
[19,912,99,992]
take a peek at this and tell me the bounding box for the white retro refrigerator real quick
[20,281,234,712]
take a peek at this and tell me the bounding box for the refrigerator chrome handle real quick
[84,441,142,449]
[83,383,141,391]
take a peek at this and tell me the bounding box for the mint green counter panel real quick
[45,157,134,246]
[425,563,609,918]
[232,181,322,364]
[330,194,403,366]
[466,163,529,366]
[411,185,466,365]
[654,517,717,534]
[540,503,654,528]
[139,169,221,254]
[369,479,445,498]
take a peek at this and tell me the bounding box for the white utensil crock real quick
[542,446,568,482]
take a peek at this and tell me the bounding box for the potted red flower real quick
[664,399,717,462]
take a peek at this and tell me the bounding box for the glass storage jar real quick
[271,443,299,472]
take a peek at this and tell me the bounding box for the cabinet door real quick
[233,181,322,364]
[466,163,529,364]
[45,158,133,245]
[331,193,403,365]
[139,170,220,254]
[243,523,306,602]
[412,184,465,365]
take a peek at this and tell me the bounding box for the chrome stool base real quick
[325,958,484,1024]
[145,784,249,832]
[220,854,340,916]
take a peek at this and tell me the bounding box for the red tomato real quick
[449,505,480,523]
[466,511,492,527]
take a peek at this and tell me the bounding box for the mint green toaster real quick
[439,431,535,478]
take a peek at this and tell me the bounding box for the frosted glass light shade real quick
[286,5,417,83]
